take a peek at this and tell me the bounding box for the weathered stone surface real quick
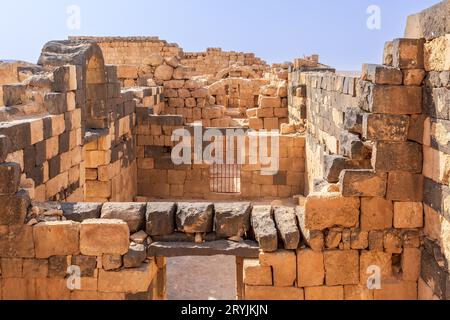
[305,286,344,300]
[0,135,10,163]
[362,114,410,142]
[145,202,176,236]
[305,193,360,231]
[143,54,164,67]
[102,254,123,271]
[101,203,146,234]
[361,64,403,85]
[343,107,364,134]
[324,250,360,286]
[250,205,278,252]
[344,284,374,300]
[61,202,102,222]
[98,260,156,293]
[148,240,259,258]
[130,231,148,245]
[0,190,30,225]
[340,170,387,197]
[297,249,325,287]
[339,132,370,160]
[359,82,422,115]
[374,281,418,300]
[124,243,147,268]
[154,65,174,81]
[404,1,450,40]
[71,255,97,277]
[421,248,449,300]
[152,232,196,243]
[33,221,80,259]
[176,203,214,234]
[387,172,424,202]
[273,206,300,250]
[323,155,362,183]
[372,142,423,173]
[361,197,393,231]
[360,251,393,286]
[260,250,297,287]
[402,248,421,282]
[403,69,426,86]
[296,207,324,251]
[384,229,403,254]
[0,163,21,195]
[214,202,251,238]
[325,229,342,249]
[351,230,369,250]
[383,41,394,66]
[394,202,424,229]
[0,225,35,258]
[392,38,425,69]
[245,286,304,300]
[80,219,130,256]
[243,259,273,286]
[424,35,450,72]
[48,256,68,278]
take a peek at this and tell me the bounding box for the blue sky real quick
[0,0,441,70]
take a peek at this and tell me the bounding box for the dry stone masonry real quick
[0,0,448,300]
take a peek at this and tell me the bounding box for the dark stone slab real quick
[146,202,176,236]
[250,205,278,252]
[124,243,147,268]
[421,248,449,300]
[273,206,300,250]
[61,202,102,222]
[214,202,251,238]
[0,190,30,225]
[0,135,10,163]
[148,240,260,258]
[101,203,146,234]
[71,255,97,277]
[176,202,214,234]
[48,256,68,278]
[0,163,21,195]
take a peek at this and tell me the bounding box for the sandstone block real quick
[305,193,360,231]
[372,142,423,173]
[360,251,393,286]
[0,190,30,225]
[297,249,324,287]
[362,114,410,142]
[145,202,176,236]
[403,69,426,86]
[374,280,418,300]
[245,286,304,300]
[102,254,123,271]
[324,250,359,286]
[361,197,393,231]
[305,286,344,300]
[344,284,374,300]
[260,96,281,108]
[392,38,425,69]
[361,64,403,85]
[260,250,296,287]
[214,202,251,239]
[340,170,387,197]
[33,221,80,259]
[387,172,423,202]
[0,163,21,195]
[243,259,273,286]
[402,248,421,282]
[80,219,130,256]
[98,260,156,293]
[393,202,424,229]
[101,203,146,234]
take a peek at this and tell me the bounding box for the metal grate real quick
[210,164,242,194]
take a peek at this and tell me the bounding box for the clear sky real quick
[0,0,442,70]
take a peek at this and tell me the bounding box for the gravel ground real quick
[167,255,237,300]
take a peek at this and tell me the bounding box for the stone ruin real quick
[0,0,448,300]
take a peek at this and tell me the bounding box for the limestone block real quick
[123,243,147,268]
[273,206,300,250]
[245,286,304,300]
[393,202,424,229]
[61,202,102,222]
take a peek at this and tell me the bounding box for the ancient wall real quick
[135,114,306,200]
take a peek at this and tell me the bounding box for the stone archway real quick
[38,40,109,130]
[215,66,259,80]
